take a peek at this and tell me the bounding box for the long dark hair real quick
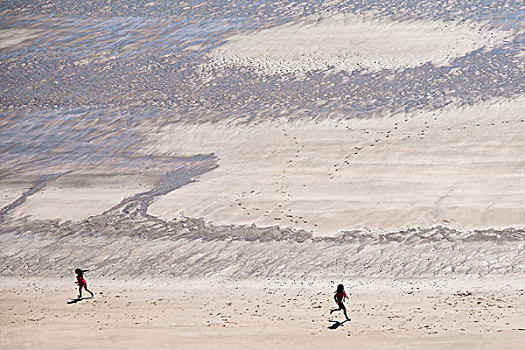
[75,268,88,275]
[336,284,344,293]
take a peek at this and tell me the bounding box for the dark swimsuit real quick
[335,291,348,309]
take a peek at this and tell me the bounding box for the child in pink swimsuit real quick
[75,268,94,298]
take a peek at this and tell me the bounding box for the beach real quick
[2,277,524,350]
[1,0,524,348]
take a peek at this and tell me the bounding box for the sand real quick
[3,98,524,232]
[1,277,524,350]
[0,28,43,51]
[7,173,159,222]
[205,14,513,76]
[1,2,524,349]
[144,99,525,235]
[0,180,32,210]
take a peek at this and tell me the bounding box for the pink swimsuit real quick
[77,275,86,287]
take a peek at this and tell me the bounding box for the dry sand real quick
[1,277,524,350]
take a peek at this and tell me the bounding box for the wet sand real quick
[1,277,524,350]
[5,174,159,221]
[145,99,525,234]
[207,13,511,76]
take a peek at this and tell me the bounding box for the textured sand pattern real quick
[145,99,525,234]
[207,14,513,75]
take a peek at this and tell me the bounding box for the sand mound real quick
[206,14,512,75]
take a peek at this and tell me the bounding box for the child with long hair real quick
[330,284,350,321]
[75,268,94,298]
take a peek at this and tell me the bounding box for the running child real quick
[330,284,350,321]
[75,268,94,298]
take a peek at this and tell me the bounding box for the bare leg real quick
[330,303,343,314]
[343,308,350,321]
[78,286,82,298]
[341,304,350,320]
[84,285,94,297]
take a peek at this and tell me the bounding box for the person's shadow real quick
[327,319,349,330]
[67,296,92,304]
[67,297,83,304]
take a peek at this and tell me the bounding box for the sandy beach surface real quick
[2,277,524,350]
[145,99,525,234]
[1,0,524,349]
